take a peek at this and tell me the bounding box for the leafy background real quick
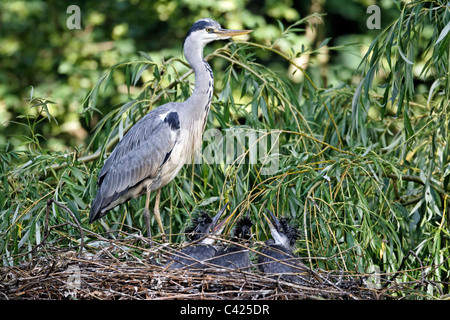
[1,0,449,298]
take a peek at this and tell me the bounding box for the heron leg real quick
[153,189,166,242]
[143,188,153,246]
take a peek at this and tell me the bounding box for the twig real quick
[303,180,322,268]
[45,198,85,258]
[382,250,420,289]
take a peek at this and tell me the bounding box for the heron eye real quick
[206,27,213,33]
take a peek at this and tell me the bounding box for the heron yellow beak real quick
[215,28,253,38]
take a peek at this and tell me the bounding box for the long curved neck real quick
[183,39,214,114]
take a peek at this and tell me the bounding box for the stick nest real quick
[0,239,424,300]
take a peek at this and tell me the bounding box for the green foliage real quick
[1,1,449,298]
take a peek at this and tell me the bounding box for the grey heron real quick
[257,210,309,284]
[88,19,252,243]
[165,202,233,270]
[210,210,253,270]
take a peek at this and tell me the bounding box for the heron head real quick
[233,210,253,241]
[185,202,233,243]
[264,210,300,251]
[183,18,252,48]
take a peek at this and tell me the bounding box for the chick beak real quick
[268,210,283,232]
[211,202,234,235]
[263,210,284,243]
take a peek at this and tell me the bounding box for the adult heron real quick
[89,19,252,243]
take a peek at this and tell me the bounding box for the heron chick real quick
[210,210,253,270]
[165,203,233,270]
[258,210,309,284]
[89,19,252,244]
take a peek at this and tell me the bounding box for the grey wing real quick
[167,245,216,270]
[89,107,181,222]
